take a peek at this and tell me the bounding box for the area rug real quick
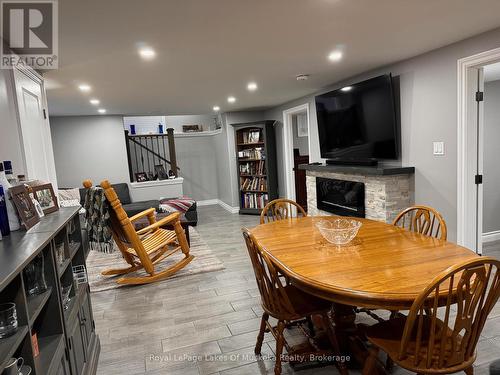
[86,227,224,292]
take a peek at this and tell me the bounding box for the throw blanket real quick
[84,187,114,253]
[159,196,195,214]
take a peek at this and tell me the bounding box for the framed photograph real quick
[154,164,168,180]
[182,124,202,133]
[9,184,40,230]
[296,113,308,137]
[135,172,149,182]
[32,183,59,214]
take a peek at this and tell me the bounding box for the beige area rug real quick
[86,227,224,292]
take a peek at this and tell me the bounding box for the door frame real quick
[282,103,311,201]
[457,46,500,253]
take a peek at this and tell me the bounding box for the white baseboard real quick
[482,230,500,243]
[196,199,239,214]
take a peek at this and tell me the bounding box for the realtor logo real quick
[1,0,58,69]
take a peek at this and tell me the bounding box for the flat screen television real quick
[315,74,398,164]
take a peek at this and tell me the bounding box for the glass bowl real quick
[315,218,362,245]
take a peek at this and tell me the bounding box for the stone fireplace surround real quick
[299,164,415,223]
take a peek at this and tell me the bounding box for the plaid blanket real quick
[84,187,114,253]
[159,196,195,214]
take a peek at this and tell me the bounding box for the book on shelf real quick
[241,192,268,209]
[240,176,267,192]
[239,160,266,175]
[238,147,263,159]
[241,129,261,144]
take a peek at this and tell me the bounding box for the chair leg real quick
[255,313,269,355]
[306,316,315,337]
[464,366,474,375]
[362,347,380,375]
[274,321,286,375]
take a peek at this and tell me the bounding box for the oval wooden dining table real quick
[250,216,478,310]
[250,216,479,372]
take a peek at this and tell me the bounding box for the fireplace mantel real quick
[299,164,415,223]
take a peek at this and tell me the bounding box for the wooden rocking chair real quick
[83,179,194,285]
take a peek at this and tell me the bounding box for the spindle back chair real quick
[260,198,307,224]
[393,205,447,241]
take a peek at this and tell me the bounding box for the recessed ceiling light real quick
[89,98,100,105]
[98,108,106,114]
[78,84,91,92]
[138,47,156,60]
[213,106,220,112]
[328,50,343,62]
[340,86,352,92]
[247,82,258,91]
[227,96,236,103]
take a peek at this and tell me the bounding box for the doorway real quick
[457,47,500,255]
[282,104,311,208]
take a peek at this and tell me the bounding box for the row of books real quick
[240,177,267,192]
[242,193,269,209]
[240,129,261,144]
[239,160,265,175]
[238,147,263,159]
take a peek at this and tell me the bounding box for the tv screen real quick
[315,74,398,161]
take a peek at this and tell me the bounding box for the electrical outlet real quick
[433,142,444,156]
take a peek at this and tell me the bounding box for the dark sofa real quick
[79,183,197,224]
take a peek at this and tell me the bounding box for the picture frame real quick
[32,183,59,215]
[9,184,40,230]
[182,124,202,133]
[154,164,168,180]
[296,113,308,137]
[135,172,149,182]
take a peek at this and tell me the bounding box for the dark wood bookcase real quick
[233,121,278,215]
[0,207,100,375]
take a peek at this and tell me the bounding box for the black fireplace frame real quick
[316,177,365,218]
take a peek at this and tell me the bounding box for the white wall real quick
[0,68,25,177]
[483,79,500,233]
[264,27,500,242]
[50,116,130,187]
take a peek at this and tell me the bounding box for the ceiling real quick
[485,62,500,82]
[45,0,500,116]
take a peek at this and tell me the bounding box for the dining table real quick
[250,215,479,371]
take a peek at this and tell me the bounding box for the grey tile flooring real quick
[93,205,500,375]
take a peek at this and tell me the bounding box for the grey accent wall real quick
[483,79,500,233]
[264,27,500,242]
[50,116,130,187]
[0,68,25,176]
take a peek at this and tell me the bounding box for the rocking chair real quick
[83,179,194,285]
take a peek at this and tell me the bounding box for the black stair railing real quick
[124,128,179,182]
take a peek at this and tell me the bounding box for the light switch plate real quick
[433,142,445,156]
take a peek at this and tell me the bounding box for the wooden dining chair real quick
[260,198,307,224]
[83,179,194,285]
[393,205,447,241]
[362,257,500,375]
[242,228,347,375]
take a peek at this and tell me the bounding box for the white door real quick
[13,68,58,190]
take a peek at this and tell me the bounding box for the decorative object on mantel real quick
[9,184,39,230]
[182,124,202,133]
[0,186,10,236]
[130,124,136,135]
[135,172,149,182]
[32,183,58,215]
[154,164,168,180]
[0,162,20,231]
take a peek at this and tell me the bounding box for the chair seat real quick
[126,228,178,257]
[282,285,332,318]
[365,316,475,373]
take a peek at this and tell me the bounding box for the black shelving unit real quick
[0,207,100,375]
[233,121,278,215]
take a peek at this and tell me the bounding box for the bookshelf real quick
[234,121,278,214]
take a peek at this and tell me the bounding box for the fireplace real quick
[316,177,365,217]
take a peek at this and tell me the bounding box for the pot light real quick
[138,47,156,60]
[98,108,106,114]
[247,82,258,91]
[89,98,100,105]
[227,96,236,103]
[328,50,343,62]
[78,84,91,92]
[341,86,352,92]
[213,106,220,112]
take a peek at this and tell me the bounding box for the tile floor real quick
[92,205,500,375]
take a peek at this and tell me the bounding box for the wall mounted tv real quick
[315,74,399,166]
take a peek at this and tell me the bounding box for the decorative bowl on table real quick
[315,218,362,245]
